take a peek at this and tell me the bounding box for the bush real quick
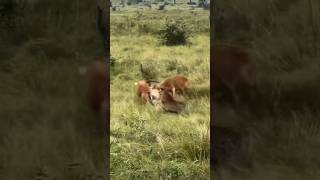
[158,4,165,10]
[158,20,190,46]
[110,56,117,66]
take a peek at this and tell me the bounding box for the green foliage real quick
[110,56,117,66]
[158,19,190,46]
[111,8,209,36]
[165,59,189,74]
[140,62,161,81]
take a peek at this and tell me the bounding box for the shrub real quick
[158,4,165,10]
[158,20,190,46]
[110,56,117,66]
[140,62,160,81]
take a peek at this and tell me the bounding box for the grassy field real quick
[110,6,210,179]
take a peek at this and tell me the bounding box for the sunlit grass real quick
[110,7,210,179]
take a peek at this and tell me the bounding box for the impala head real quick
[135,80,161,104]
[149,85,161,105]
[212,45,257,106]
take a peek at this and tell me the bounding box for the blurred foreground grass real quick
[0,0,106,179]
[212,0,320,179]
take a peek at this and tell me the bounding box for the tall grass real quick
[110,6,210,179]
[213,0,320,179]
[0,0,106,179]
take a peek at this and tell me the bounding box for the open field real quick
[110,6,210,179]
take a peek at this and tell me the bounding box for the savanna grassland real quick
[213,0,320,179]
[0,1,106,179]
[110,5,210,179]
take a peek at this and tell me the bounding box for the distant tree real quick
[158,20,190,46]
[199,0,209,10]
[127,0,141,5]
[198,0,205,7]
[158,4,165,10]
[121,0,125,7]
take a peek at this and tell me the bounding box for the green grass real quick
[110,7,210,179]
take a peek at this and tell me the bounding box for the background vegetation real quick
[212,0,320,179]
[110,4,210,179]
[0,0,106,179]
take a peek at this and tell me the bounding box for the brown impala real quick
[212,45,256,105]
[159,75,189,97]
[86,60,108,134]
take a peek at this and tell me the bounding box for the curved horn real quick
[140,63,145,78]
[140,63,143,73]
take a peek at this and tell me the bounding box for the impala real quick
[212,45,256,105]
